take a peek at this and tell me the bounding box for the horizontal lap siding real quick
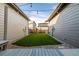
[53,4,79,47]
[0,4,4,40]
[7,5,28,42]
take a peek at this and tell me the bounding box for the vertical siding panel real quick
[4,6,8,40]
[0,4,4,40]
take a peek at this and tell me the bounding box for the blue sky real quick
[16,3,58,24]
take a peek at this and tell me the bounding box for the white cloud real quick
[28,11,49,26]
[29,16,45,25]
[23,4,59,26]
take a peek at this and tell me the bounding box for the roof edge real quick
[46,3,69,22]
[7,3,30,21]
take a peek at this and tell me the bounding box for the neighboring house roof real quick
[46,3,70,22]
[29,21,36,25]
[38,23,48,27]
[7,3,30,21]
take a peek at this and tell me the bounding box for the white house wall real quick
[51,4,79,47]
[38,27,48,31]
[29,21,36,30]
[29,23,34,29]
[48,14,60,35]
[7,5,29,42]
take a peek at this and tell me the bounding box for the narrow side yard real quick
[13,33,61,47]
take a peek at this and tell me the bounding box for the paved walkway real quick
[0,48,79,56]
[0,48,64,56]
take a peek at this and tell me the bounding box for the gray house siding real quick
[53,4,79,47]
[0,4,5,40]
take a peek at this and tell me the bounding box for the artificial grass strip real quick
[13,33,61,46]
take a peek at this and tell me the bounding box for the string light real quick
[19,3,53,14]
[23,9,53,11]
[30,3,32,7]
[37,10,38,14]
[18,3,53,17]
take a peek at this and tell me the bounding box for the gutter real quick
[7,3,30,21]
[46,3,69,22]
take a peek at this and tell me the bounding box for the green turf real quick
[13,33,61,46]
